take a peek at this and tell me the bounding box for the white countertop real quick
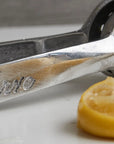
[0,25,111,144]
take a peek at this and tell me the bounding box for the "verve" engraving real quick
[0,76,36,95]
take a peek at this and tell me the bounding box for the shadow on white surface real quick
[61,119,114,143]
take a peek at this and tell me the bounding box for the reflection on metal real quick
[0,0,113,103]
[0,76,35,96]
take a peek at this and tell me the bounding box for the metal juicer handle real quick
[0,35,113,103]
[0,0,113,65]
[0,0,113,103]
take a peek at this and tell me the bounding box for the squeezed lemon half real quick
[77,77,114,138]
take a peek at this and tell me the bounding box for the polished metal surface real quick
[101,13,114,38]
[0,35,113,102]
[0,0,113,64]
[0,32,88,64]
[0,0,113,103]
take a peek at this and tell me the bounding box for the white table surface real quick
[0,25,112,144]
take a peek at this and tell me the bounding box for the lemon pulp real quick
[78,77,114,137]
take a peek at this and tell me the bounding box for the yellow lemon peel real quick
[78,77,114,138]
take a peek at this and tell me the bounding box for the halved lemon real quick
[77,77,114,138]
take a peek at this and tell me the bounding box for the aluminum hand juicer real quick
[0,0,113,102]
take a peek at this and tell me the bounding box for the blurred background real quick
[0,0,102,27]
[0,0,102,42]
